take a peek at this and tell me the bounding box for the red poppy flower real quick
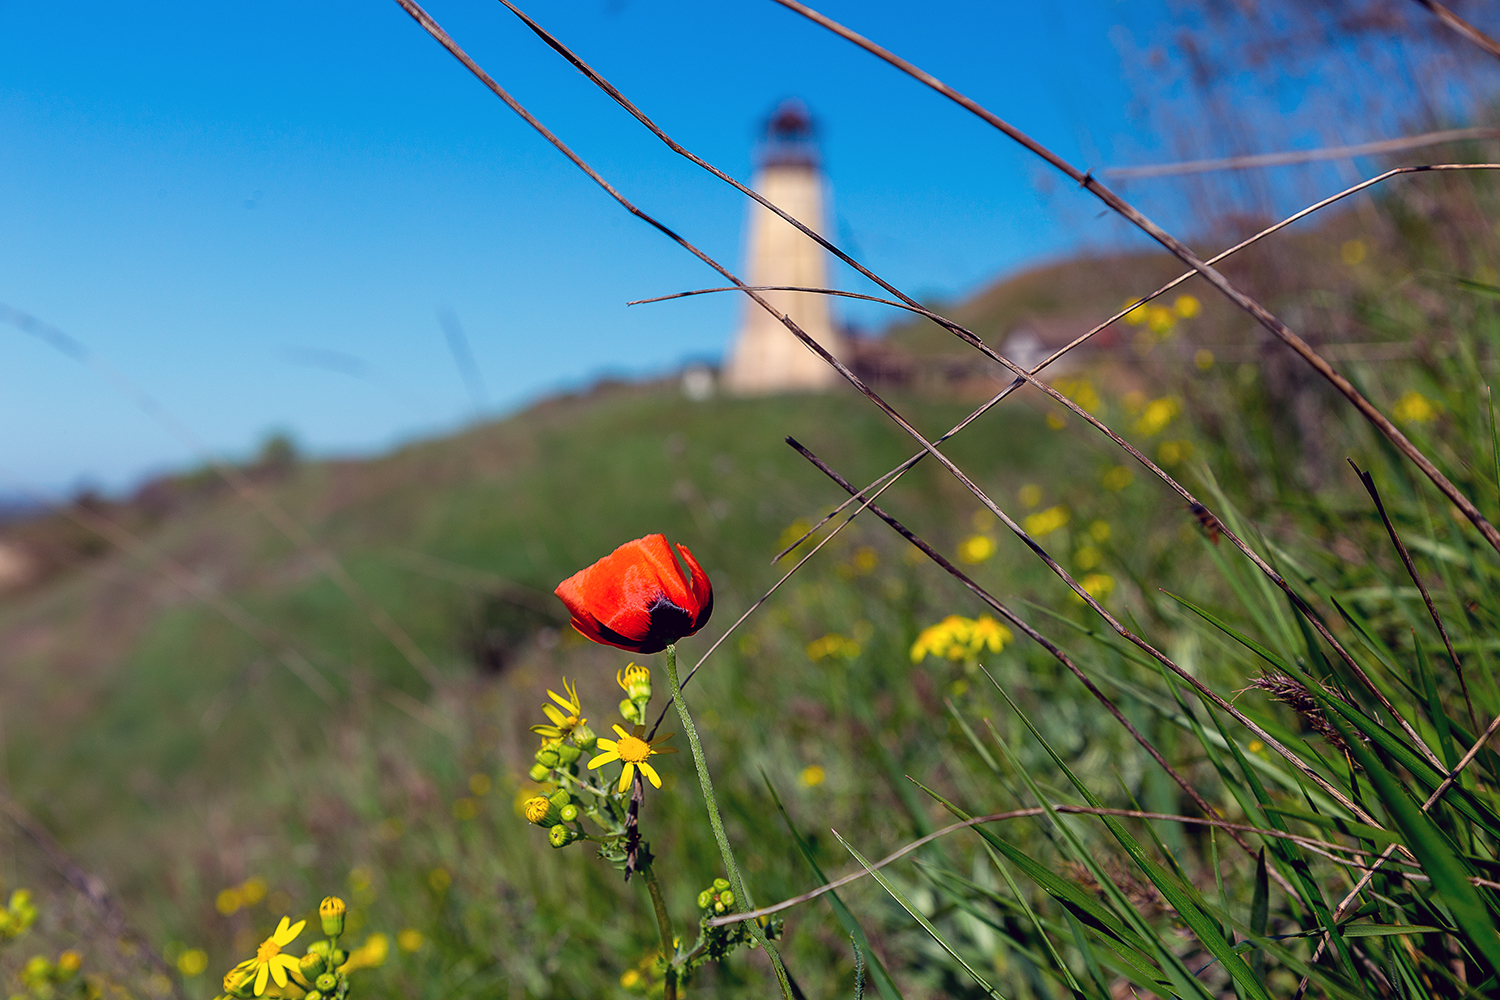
[555,534,713,654]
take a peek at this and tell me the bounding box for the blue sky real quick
[1,0,1166,493]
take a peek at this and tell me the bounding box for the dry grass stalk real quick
[1246,672,1362,753]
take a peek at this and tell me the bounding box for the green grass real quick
[5,203,1500,1000]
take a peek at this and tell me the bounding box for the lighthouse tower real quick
[722,101,848,395]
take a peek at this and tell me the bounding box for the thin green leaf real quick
[833,832,1005,999]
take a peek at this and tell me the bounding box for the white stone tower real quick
[722,101,848,395]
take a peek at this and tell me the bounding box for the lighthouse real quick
[722,100,849,395]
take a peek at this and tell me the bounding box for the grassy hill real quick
[3,191,1497,998]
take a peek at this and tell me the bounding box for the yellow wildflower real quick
[177,950,207,978]
[958,534,996,564]
[1018,484,1042,507]
[589,724,678,792]
[1174,294,1201,318]
[806,634,859,661]
[1393,390,1436,424]
[1123,299,1148,325]
[1132,397,1181,436]
[799,765,826,788]
[1023,506,1069,536]
[1102,465,1133,491]
[397,929,424,953]
[340,933,388,973]
[910,615,1012,662]
[530,678,586,741]
[245,916,305,995]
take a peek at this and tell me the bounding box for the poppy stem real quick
[640,862,678,1000]
[663,644,796,1000]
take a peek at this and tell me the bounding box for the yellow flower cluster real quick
[806,633,860,661]
[1131,397,1181,437]
[0,889,37,940]
[910,615,1014,663]
[1125,294,1199,337]
[1393,390,1437,424]
[217,876,268,916]
[1023,506,1069,537]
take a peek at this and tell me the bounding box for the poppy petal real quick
[676,543,714,628]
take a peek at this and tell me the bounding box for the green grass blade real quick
[1322,696,1500,975]
[832,832,1005,999]
[763,775,905,1000]
[991,682,1271,1000]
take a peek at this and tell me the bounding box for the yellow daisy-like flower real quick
[589,724,678,792]
[245,916,306,995]
[530,678,586,741]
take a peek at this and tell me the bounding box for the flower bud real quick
[299,952,327,980]
[572,722,597,750]
[719,890,734,908]
[617,663,653,703]
[618,699,641,724]
[316,973,338,993]
[523,795,557,827]
[224,965,255,999]
[696,890,712,910]
[304,992,323,1000]
[712,878,730,891]
[554,743,582,765]
[527,763,550,781]
[306,941,331,958]
[547,824,576,848]
[547,789,572,810]
[328,950,347,969]
[534,746,560,768]
[558,804,579,823]
[319,896,347,938]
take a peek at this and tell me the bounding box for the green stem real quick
[641,860,678,1000]
[664,644,795,1000]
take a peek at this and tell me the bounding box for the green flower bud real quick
[554,743,582,765]
[712,878,730,891]
[299,952,327,980]
[697,890,712,910]
[316,974,338,993]
[720,891,734,908]
[328,950,347,969]
[558,804,579,823]
[534,747,560,768]
[617,663,653,703]
[304,992,323,1000]
[523,796,558,827]
[527,763,550,782]
[319,896,347,939]
[572,722,597,750]
[548,824,575,848]
[306,941,331,958]
[548,788,571,810]
[619,699,641,724]
[713,900,725,913]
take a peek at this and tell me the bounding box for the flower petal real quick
[271,960,289,989]
[274,916,291,938]
[618,761,635,793]
[254,964,270,996]
[675,542,714,630]
[652,745,678,755]
[588,750,620,769]
[547,689,575,712]
[281,919,306,944]
[543,704,567,726]
[638,761,662,788]
[612,724,629,739]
